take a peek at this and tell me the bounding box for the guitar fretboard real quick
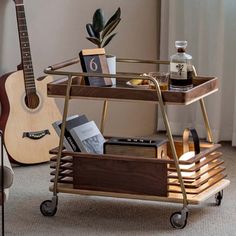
[15,4,36,94]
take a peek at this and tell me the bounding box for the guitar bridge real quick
[22,129,50,140]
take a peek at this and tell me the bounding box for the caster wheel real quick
[40,200,57,216]
[170,211,188,229]
[215,190,223,206]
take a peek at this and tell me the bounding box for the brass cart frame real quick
[40,57,230,229]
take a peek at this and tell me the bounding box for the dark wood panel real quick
[50,155,73,163]
[73,156,168,196]
[50,162,73,170]
[50,169,73,177]
[168,160,224,180]
[168,167,225,188]
[50,176,73,184]
[169,173,227,194]
[168,152,222,172]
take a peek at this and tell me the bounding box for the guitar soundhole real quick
[25,93,40,109]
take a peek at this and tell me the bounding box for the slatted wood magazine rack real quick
[40,57,230,229]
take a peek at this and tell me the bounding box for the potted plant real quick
[86,7,121,84]
[86,7,121,48]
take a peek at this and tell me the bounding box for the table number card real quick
[79,48,112,87]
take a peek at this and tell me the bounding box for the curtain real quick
[160,0,236,145]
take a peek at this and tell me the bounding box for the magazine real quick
[52,114,88,151]
[70,121,105,154]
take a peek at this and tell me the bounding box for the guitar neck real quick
[15,1,36,94]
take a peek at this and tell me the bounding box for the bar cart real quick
[40,57,230,229]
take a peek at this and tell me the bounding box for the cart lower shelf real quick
[50,179,229,205]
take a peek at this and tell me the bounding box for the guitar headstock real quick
[13,0,23,4]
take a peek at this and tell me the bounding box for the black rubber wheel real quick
[215,190,223,206]
[170,211,188,229]
[40,200,57,217]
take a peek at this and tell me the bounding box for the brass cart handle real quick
[45,57,170,72]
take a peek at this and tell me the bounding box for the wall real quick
[0,0,158,137]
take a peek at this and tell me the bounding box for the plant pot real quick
[106,55,116,85]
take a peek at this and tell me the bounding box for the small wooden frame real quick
[79,48,112,87]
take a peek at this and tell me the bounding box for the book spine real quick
[52,122,73,151]
[69,129,88,153]
[64,129,81,152]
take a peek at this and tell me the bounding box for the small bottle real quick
[169,41,193,91]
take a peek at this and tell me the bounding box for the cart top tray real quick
[47,76,218,105]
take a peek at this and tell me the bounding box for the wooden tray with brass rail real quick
[47,76,218,105]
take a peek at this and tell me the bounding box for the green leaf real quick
[102,33,117,47]
[102,18,121,39]
[86,37,101,47]
[92,9,105,33]
[104,7,121,28]
[86,23,96,38]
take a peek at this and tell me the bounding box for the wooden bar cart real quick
[40,57,230,229]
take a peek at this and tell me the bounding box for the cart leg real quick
[100,99,108,135]
[40,196,58,217]
[150,77,189,208]
[199,98,214,143]
[170,207,189,229]
[215,190,223,206]
[194,66,214,143]
[40,75,73,217]
[149,76,189,227]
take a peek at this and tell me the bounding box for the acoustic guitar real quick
[0,0,61,164]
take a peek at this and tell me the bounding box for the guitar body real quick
[0,0,62,164]
[0,71,61,164]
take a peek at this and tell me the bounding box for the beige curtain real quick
[160,0,236,145]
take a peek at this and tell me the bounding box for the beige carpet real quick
[2,142,236,235]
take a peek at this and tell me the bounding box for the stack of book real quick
[50,114,106,183]
[52,114,105,154]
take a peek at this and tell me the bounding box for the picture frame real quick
[79,48,112,87]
